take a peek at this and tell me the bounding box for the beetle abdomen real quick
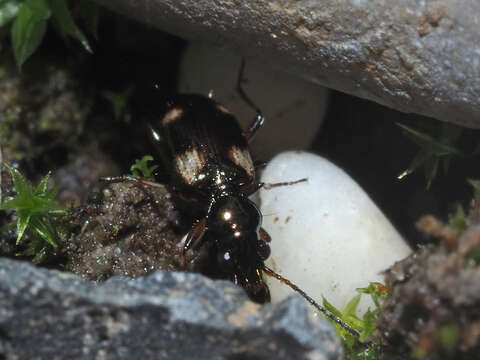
[157,94,254,188]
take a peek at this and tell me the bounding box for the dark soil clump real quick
[64,181,184,280]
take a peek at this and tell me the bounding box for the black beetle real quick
[103,62,359,337]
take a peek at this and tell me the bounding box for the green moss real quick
[130,155,158,180]
[438,324,460,354]
[322,282,390,359]
[0,163,65,263]
[397,121,465,189]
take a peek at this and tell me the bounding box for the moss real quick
[322,282,390,359]
[0,164,66,263]
[376,182,480,359]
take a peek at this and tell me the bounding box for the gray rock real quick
[0,258,342,360]
[93,0,480,128]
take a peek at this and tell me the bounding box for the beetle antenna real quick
[262,265,360,338]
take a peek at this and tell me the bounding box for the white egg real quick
[260,151,412,315]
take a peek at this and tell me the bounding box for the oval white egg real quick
[260,151,412,315]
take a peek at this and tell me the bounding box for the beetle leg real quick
[241,180,263,196]
[180,218,207,268]
[243,114,265,142]
[262,178,307,190]
[183,218,207,253]
[257,231,271,261]
[100,176,166,189]
[259,227,271,242]
[243,178,307,196]
[236,59,265,143]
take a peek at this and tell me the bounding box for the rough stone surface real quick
[93,0,480,128]
[0,257,342,360]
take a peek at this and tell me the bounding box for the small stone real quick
[260,151,411,314]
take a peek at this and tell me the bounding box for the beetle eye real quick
[257,241,270,260]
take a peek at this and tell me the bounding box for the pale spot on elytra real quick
[229,146,254,177]
[162,108,183,125]
[175,149,206,184]
[216,104,231,114]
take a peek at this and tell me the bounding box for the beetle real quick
[103,62,359,337]
[148,92,309,303]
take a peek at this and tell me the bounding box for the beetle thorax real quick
[207,195,261,240]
